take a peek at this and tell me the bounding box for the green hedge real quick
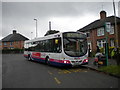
[90,47,120,58]
[2,48,24,54]
[99,47,120,59]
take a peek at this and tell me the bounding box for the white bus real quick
[24,31,88,67]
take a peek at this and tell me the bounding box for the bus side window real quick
[54,38,61,53]
[27,42,36,51]
[24,43,29,51]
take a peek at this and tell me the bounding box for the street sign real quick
[105,22,111,32]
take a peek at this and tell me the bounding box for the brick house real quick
[78,11,120,53]
[0,30,29,49]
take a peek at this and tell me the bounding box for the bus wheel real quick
[45,56,50,65]
[28,54,32,61]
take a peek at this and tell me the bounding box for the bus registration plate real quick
[74,57,80,60]
[74,62,79,65]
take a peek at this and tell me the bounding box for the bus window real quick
[37,38,61,53]
[27,42,37,51]
[63,33,87,57]
[55,39,59,44]
[24,43,29,51]
[53,38,61,53]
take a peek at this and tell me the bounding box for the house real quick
[0,30,29,49]
[78,11,120,53]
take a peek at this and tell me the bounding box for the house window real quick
[86,32,90,38]
[97,39,106,48]
[3,47,8,49]
[110,38,115,47]
[4,42,7,46]
[10,47,14,49]
[16,41,18,44]
[10,42,13,45]
[97,27,105,36]
[109,26,114,34]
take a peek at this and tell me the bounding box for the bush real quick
[100,47,104,54]
[91,51,96,57]
[99,47,120,59]
[2,48,24,54]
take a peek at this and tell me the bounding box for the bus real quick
[24,31,88,67]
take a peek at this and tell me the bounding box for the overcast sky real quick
[1,0,120,40]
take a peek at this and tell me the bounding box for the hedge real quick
[99,47,120,59]
[2,48,24,54]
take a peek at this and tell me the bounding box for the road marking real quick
[48,71,53,75]
[70,69,82,72]
[54,77,61,84]
[75,69,82,72]
[58,68,88,74]
[84,71,88,72]
[64,70,71,73]
[48,71,61,84]
[58,69,82,74]
[58,69,71,74]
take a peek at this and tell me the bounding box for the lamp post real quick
[34,19,38,38]
[31,32,33,39]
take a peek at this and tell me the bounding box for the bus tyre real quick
[45,57,50,65]
[28,55,32,61]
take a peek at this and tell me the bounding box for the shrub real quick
[2,48,24,54]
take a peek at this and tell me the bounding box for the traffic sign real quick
[105,22,111,32]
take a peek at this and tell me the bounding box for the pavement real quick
[86,57,117,69]
[83,57,119,78]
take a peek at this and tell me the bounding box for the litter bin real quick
[98,56,107,67]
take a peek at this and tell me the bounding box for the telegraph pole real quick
[113,0,120,65]
[113,0,119,48]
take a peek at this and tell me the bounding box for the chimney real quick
[100,10,107,19]
[13,30,17,34]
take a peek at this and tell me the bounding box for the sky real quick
[1,0,120,40]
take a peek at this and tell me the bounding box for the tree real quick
[44,30,60,36]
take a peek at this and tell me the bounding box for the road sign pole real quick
[105,22,111,66]
[105,37,108,66]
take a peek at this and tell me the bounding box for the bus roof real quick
[24,31,85,43]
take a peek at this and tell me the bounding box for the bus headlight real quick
[64,61,67,63]
[83,59,88,63]
[63,60,70,64]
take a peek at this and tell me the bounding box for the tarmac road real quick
[2,54,119,88]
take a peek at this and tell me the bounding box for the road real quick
[2,54,118,88]
[0,53,2,90]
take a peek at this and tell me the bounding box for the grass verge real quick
[98,65,120,77]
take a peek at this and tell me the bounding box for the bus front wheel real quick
[45,56,50,65]
[28,54,32,61]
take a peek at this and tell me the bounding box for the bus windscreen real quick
[63,32,87,57]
